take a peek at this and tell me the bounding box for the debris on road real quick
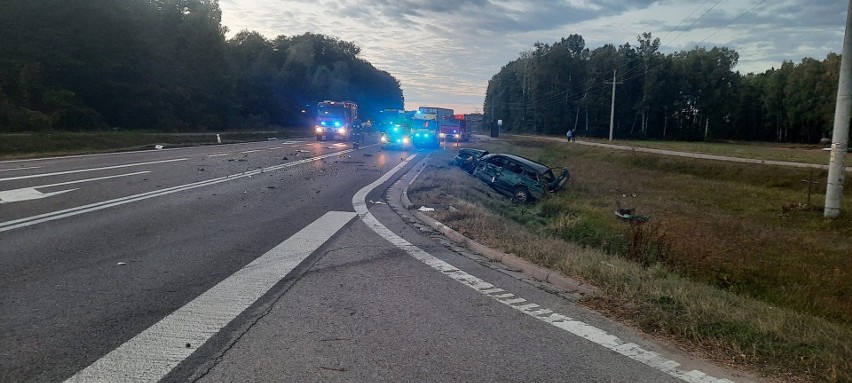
[117,262,127,266]
[418,206,435,212]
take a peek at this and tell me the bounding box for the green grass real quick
[409,141,852,383]
[0,130,306,159]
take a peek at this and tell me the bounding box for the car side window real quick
[504,160,523,174]
[488,156,506,168]
[523,168,539,181]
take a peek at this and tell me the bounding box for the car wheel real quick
[512,186,531,203]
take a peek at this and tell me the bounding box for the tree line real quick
[484,33,842,143]
[0,0,403,132]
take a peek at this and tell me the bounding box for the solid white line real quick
[30,171,152,189]
[207,153,230,157]
[0,158,187,182]
[65,211,357,383]
[352,155,735,383]
[240,150,260,154]
[0,149,355,233]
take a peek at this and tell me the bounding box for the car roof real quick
[484,153,550,173]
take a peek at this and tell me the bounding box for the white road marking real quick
[352,155,735,383]
[65,211,357,383]
[207,153,230,157]
[240,150,260,154]
[0,149,355,233]
[0,166,42,172]
[0,171,150,204]
[0,188,78,203]
[0,158,187,182]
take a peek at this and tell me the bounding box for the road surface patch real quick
[65,211,357,383]
[0,149,355,232]
[0,171,151,204]
[0,158,187,182]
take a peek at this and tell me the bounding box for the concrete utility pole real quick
[824,0,852,218]
[605,70,622,141]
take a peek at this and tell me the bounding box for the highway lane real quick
[0,138,750,383]
[0,138,417,382]
[0,139,350,223]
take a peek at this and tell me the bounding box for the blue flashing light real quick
[393,127,399,132]
[334,121,342,127]
[321,121,327,126]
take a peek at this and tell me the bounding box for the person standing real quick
[566,129,575,143]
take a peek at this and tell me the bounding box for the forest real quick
[0,0,404,132]
[484,33,842,143]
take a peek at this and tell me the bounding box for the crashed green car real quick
[472,153,569,203]
[451,148,489,173]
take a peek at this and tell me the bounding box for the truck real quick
[315,100,357,141]
[438,114,471,143]
[410,106,453,148]
[378,109,414,150]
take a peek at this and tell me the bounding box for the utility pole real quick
[824,0,852,218]
[605,70,623,141]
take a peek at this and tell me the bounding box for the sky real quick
[217,0,848,114]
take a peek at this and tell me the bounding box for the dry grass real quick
[409,142,852,383]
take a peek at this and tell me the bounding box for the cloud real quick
[218,0,848,113]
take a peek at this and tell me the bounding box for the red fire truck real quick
[315,100,357,141]
[439,114,471,142]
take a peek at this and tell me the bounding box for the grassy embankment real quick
[0,130,306,160]
[409,137,851,383]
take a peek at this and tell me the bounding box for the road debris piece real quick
[615,207,650,222]
[117,262,127,266]
[418,206,435,212]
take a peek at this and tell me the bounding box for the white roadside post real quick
[824,0,852,218]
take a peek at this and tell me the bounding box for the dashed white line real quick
[65,211,357,383]
[352,154,736,383]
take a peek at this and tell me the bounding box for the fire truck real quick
[315,100,357,141]
[411,106,453,148]
[439,114,470,142]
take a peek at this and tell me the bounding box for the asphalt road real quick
[0,138,752,382]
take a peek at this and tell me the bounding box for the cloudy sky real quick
[217,0,847,114]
